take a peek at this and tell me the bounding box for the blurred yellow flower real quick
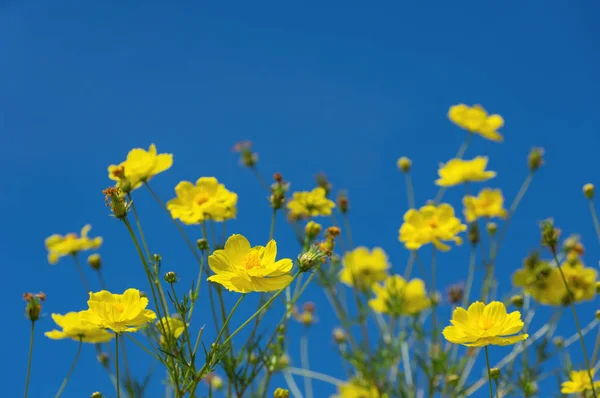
[83,289,156,333]
[435,157,496,187]
[339,247,389,288]
[108,143,173,190]
[448,104,504,142]
[167,177,238,224]
[332,379,387,398]
[442,301,528,347]
[287,187,335,219]
[399,203,466,251]
[207,234,293,293]
[561,369,600,394]
[156,316,186,341]
[369,275,430,316]
[463,188,508,223]
[45,224,103,265]
[45,312,114,343]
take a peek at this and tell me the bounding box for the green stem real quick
[588,199,600,245]
[342,213,353,249]
[484,346,496,398]
[24,320,35,398]
[462,246,477,308]
[300,333,313,398]
[55,339,82,398]
[214,294,246,345]
[431,247,438,345]
[434,133,472,204]
[115,334,121,398]
[125,334,161,362]
[72,254,92,293]
[170,284,194,365]
[405,173,415,209]
[97,270,108,290]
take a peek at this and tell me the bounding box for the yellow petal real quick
[483,301,507,325]
[224,234,251,265]
[250,274,293,292]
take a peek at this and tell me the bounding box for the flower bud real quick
[447,284,464,305]
[337,191,349,214]
[97,352,110,367]
[233,141,258,168]
[164,272,177,284]
[24,293,43,322]
[552,336,564,348]
[304,221,322,241]
[527,147,544,172]
[446,374,459,385]
[209,374,223,390]
[430,292,441,306]
[486,222,498,236]
[249,352,258,364]
[88,254,102,270]
[197,238,209,252]
[298,245,328,272]
[315,173,332,196]
[119,179,132,194]
[583,183,595,200]
[596,282,600,294]
[489,368,501,380]
[523,381,538,395]
[397,157,412,173]
[540,218,560,253]
[333,328,346,344]
[468,223,480,245]
[510,295,524,308]
[102,187,129,219]
[274,388,290,398]
[303,302,316,313]
[595,310,600,320]
[91,393,103,398]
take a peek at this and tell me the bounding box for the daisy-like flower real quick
[83,289,156,333]
[45,312,114,343]
[442,301,528,347]
[561,369,600,394]
[167,177,238,224]
[399,203,466,251]
[339,247,390,288]
[331,378,387,398]
[369,275,430,316]
[45,225,103,265]
[207,234,293,293]
[435,157,496,187]
[108,144,173,190]
[448,104,504,142]
[463,188,508,223]
[287,187,335,219]
[156,317,186,343]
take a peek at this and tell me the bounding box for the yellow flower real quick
[561,369,600,394]
[442,301,528,347]
[339,247,390,288]
[207,234,293,293]
[435,157,496,187]
[463,188,508,223]
[45,224,103,265]
[399,203,466,251]
[167,177,238,224]
[45,311,114,343]
[561,262,597,303]
[369,275,430,316]
[156,317,186,342]
[287,187,335,219]
[448,104,504,142]
[108,144,173,190]
[83,289,157,333]
[331,379,387,398]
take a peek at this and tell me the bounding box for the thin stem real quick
[342,213,353,249]
[97,270,108,290]
[72,254,91,293]
[125,334,161,362]
[55,339,82,398]
[588,199,600,245]
[115,334,121,398]
[300,333,313,398]
[405,173,415,209]
[214,294,246,346]
[434,133,472,204]
[24,320,35,398]
[484,346,496,398]
[404,251,416,279]
[170,284,194,365]
[431,247,438,345]
[287,368,344,386]
[462,245,477,308]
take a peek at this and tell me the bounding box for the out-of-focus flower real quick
[287,188,335,219]
[167,177,238,224]
[331,378,387,398]
[583,183,595,199]
[155,316,186,342]
[339,247,390,288]
[369,275,430,316]
[45,225,103,265]
[527,147,544,172]
[462,188,508,223]
[399,203,466,251]
[204,373,224,390]
[232,141,258,168]
[207,234,293,293]
[24,292,46,322]
[83,289,156,333]
[45,312,114,343]
[561,369,600,394]
[397,157,412,173]
[442,301,528,347]
[435,157,496,187]
[108,144,173,190]
[448,104,504,142]
[274,388,290,398]
[87,254,102,270]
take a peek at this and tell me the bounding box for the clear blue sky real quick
[2,1,600,396]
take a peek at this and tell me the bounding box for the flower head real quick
[167,177,238,224]
[156,316,186,342]
[339,247,390,288]
[207,234,293,293]
[108,144,173,190]
[399,203,466,251]
[463,188,508,223]
[561,369,600,394]
[45,312,114,343]
[45,225,103,265]
[83,289,156,333]
[435,157,496,187]
[442,301,528,347]
[369,275,430,316]
[287,187,335,219]
[448,104,504,142]
[332,378,387,398]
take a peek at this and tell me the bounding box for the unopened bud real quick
[298,245,328,272]
[489,368,500,380]
[468,223,480,245]
[326,226,341,238]
[119,179,132,194]
[595,310,600,320]
[540,218,560,253]
[102,187,129,219]
[91,393,103,398]
[596,282,600,294]
[447,284,464,305]
[304,221,322,241]
[273,172,283,182]
[397,157,412,173]
[337,191,349,214]
[197,238,209,252]
[164,272,177,284]
[446,374,459,385]
[209,374,223,390]
[315,173,332,196]
[510,295,524,308]
[333,328,346,344]
[486,222,497,236]
[274,388,290,398]
[430,292,441,306]
[303,302,316,313]
[583,183,595,200]
[88,254,102,270]
[97,352,110,367]
[527,147,544,172]
[553,337,564,348]
[523,381,538,395]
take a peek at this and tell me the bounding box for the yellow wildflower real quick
[332,379,387,398]
[45,224,103,265]
[156,317,186,341]
[399,203,466,251]
[448,104,504,142]
[108,144,173,190]
[207,234,293,293]
[45,312,114,343]
[561,369,600,394]
[369,275,430,316]
[339,247,390,288]
[167,177,238,223]
[463,188,508,223]
[442,301,528,347]
[435,157,496,187]
[83,289,156,333]
[287,187,335,219]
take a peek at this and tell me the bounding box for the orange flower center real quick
[477,317,494,331]
[113,302,125,313]
[428,218,439,229]
[111,166,125,178]
[244,251,262,270]
[195,192,210,206]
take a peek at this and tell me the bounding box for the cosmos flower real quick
[463,188,508,222]
[287,187,335,219]
[167,177,238,223]
[45,312,114,343]
[448,104,504,142]
[435,157,496,187]
[399,203,466,251]
[339,247,390,288]
[45,225,102,265]
[368,275,430,316]
[83,289,156,333]
[108,144,173,190]
[561,369,600,394]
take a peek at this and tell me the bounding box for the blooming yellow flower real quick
[108,144,173,190]
[83,289,156,333]
[463,188,508,223]
[45,311,114,343]
[287,187,335,219]
[442,301,528,347]
[156,317,186,342]
[167,177,238,224]
[369,275,430,316]
[339,247,389,288]
[207,234,293,293]
[561,369,600,394]
[331,379,387,398]
[399,203,466,251]
[448,104,504,142]
[435,157,496,187]
[45,224,103,265]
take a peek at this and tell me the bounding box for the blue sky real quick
[2,1,600,396]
